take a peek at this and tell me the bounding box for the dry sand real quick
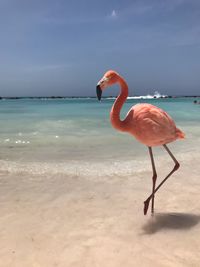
[0,159,200,267]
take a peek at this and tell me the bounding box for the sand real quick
[0,155,200,267]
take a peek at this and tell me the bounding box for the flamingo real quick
[96,70,185,215]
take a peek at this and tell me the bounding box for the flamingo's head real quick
[96,70,120,101]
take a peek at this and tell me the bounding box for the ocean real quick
[0,97,200,177]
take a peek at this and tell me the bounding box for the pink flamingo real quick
[96,70,185,215]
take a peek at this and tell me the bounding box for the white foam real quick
[0,150,198,178]
[107,91,168,100]
[0,159,148,178]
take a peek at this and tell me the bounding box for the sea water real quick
[0,97,200,177]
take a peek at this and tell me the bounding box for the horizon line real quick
[1,95,200,99]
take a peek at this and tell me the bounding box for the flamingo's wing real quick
[127,104,178,146]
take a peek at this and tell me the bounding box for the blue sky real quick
[0,0,199,96]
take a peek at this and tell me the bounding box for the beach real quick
[0,98,200,266]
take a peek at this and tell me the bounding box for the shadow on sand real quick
[142,212,200,235]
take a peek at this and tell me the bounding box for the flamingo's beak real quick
[96,84,102,101]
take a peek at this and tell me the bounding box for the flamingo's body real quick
[122,103,184,147]
[96,70,185,215]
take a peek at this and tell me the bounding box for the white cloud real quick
[110,9,117,19]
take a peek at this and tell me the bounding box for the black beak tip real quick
[96,85,102,101]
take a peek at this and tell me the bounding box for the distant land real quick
[0,95,200,100]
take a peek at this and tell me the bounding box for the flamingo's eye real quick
[106,76,112,80]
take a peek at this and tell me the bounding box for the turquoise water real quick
[0,97,200,175]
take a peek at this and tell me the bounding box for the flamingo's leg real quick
[144,147,157,216]
[143,144,180,215]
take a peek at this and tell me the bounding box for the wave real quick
[106,91,168,100]
[0,149,198,178]
[128,91,168,99]
[0,159,150,177]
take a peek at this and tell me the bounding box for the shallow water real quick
[0,97,200,176]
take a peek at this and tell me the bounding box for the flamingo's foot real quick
[144,198,150,215]
[151,203,155,216]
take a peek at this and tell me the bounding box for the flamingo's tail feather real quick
[176,128,185,139]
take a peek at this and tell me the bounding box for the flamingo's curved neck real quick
[110,77,128,132]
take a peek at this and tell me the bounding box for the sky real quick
[0,0,199,97]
